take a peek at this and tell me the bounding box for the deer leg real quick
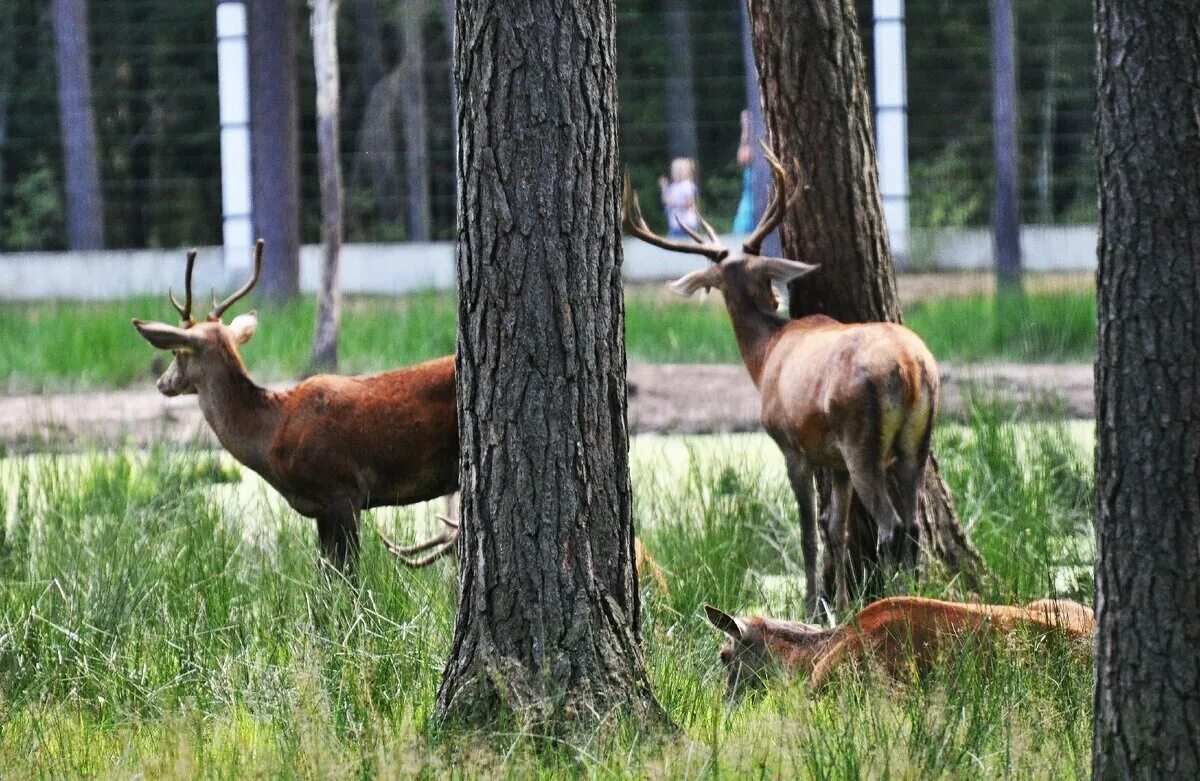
[783,454,820,618]
[316,500,360,574]
[891,454,925,569]
[827,471,854,612]
[844,455,905,568]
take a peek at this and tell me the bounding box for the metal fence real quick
[0,0,1094,259]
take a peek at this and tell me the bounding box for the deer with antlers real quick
[132,241,460,572]
[624,151,940,616]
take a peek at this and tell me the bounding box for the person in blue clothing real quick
[732,110,756,234]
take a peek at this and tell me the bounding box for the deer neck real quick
[193,357,282,474]
[722,283,788,388]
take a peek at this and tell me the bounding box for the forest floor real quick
[0,361,1092,453]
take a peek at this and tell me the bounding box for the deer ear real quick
[667,266,720,298]
[228,311,258,345]
[132,319,200,352]
[704,604,746,640]
[754,257,819,284]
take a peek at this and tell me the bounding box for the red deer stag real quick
[705,596,1095,699]
[132,241,458,571]
[623,152,939,615]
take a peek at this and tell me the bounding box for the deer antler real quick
[378,515,460,568]
[622,174,728,263]
[742,144,806,257]
[209,239,264,321]
[168,249,198,323]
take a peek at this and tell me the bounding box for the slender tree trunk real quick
[51,0,104,251]
[309,0,344,372]
[351,0,384,107]
[1036,39,1058,225]
[663,0,698,161]
[748,0,983,602]
[399,0,431,242]
[439,0,660,729]
[1092,2,1200,776]
[990,0,1021,290]
[249,0,301,299]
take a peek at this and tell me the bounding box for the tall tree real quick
[249,0,301,299]
[399,0,431,241]
[662,0,698,161]
[439,0,659,728]
[990,0,1021,289]
[747,0,982,601]
[50,0,104,250]
[1092,1,1200,776]
[309,0,344,371]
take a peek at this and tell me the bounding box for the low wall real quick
[0,225,1097,301]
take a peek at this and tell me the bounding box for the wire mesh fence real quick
[0,0,1094,255]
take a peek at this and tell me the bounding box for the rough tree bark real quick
[249,0,301,299]
[662,0,697,161]
[1092,1,1200,776]
[309,0,344,371]
[748,0,983,601]
[399,0,431,241]
[439,0,660,729]
[51,0,104,251]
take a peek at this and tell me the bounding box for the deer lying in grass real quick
[624,152,939,615]
[132,242,458,572]
[705,596,1095,698]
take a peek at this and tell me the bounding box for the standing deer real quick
[623,151,939,615]
[132,241,459,571]
[705,597,1095,699]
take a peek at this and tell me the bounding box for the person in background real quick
[658,157,701,236]
[732,110,756,234]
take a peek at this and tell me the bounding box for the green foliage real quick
[0,422,1095,777]
[1,158,64,251]
[909,142,987,230]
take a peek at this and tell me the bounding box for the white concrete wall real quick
[0,225,1098,301]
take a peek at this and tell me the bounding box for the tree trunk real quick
[990,0,1022,290]
[249,0,301,299]
[351,0,385,109]
[738,0,771,246]
[662,0,697,162]
[748,0,983,602]
[439,0,660,729]
[51,0,104,251]
[1092,2,1200,776]
[399,0,431,242]
[309,0,343,372]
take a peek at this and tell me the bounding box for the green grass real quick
[905,290,1096,363]
[0,415,1095,778]
[0,288,1095,393]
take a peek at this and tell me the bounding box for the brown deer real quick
[623,152,939,616]
[132,241,459,572]
[705,596,1095,699]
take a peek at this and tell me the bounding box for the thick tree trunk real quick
[662,0,697,162]
[309,0,343,372]
[990,0,1022,290]
[51,0,104,251]
[439,0,660,729]
[249,0,301,299]
[748,0,983,602]
[399,0,431,241]
[1092,2,1200,776]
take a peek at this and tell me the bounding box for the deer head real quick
[132,241,264,396]
[623,147,819,312]
[704,604,834,700]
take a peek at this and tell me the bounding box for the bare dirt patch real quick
[0,362,1092,453]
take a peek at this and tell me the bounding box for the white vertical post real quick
[874,0,910,265]
[216,1,253,281]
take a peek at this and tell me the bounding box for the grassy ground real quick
[0,410,1095,778]
[0,287,1096,393]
